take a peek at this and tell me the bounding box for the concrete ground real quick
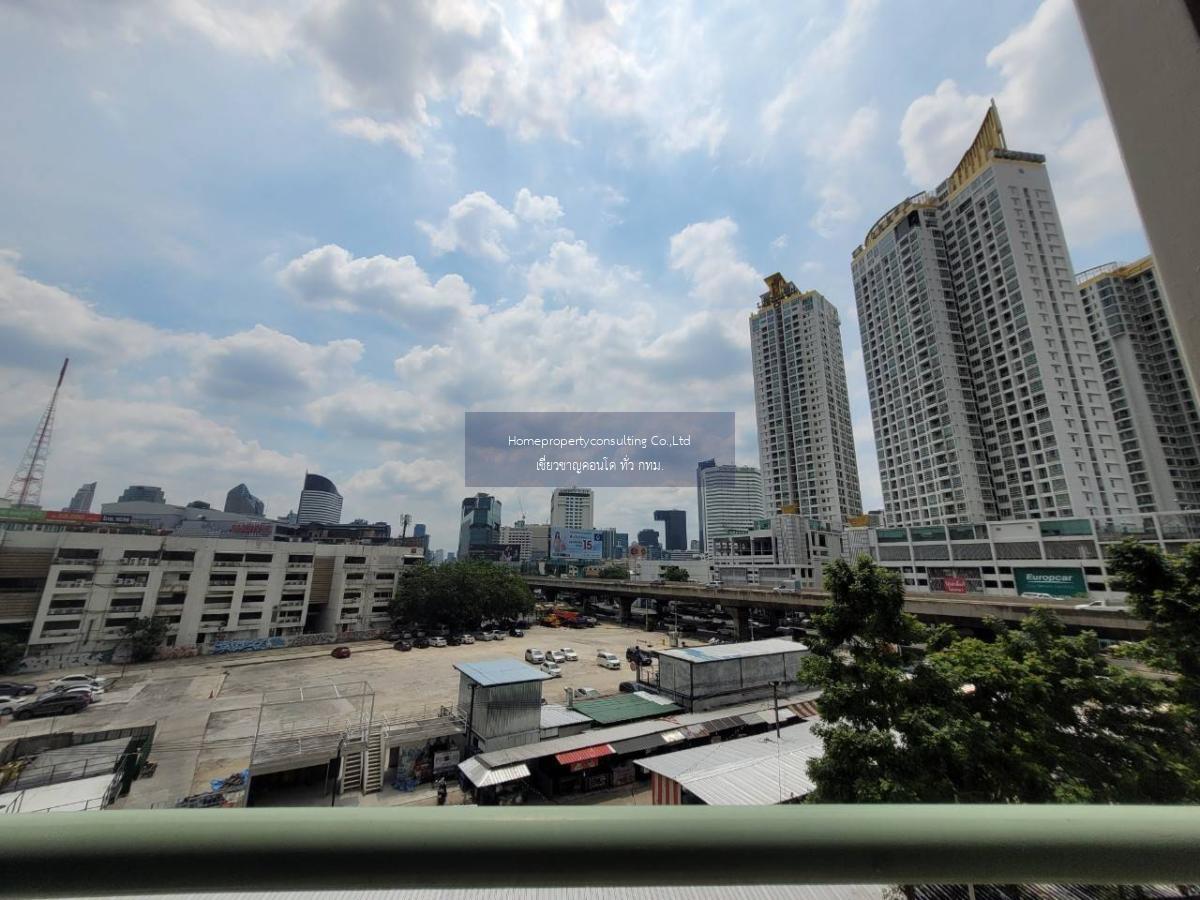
[0,620,668,808]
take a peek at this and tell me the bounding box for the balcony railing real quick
[0,806,1196,896]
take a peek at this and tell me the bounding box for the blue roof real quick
[455,658,552,686]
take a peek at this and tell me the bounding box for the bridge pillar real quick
[581,594,592,615]
[765,609,783,631]
[619,596,633,624]
[732,606,752,642]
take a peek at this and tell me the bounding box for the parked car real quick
[393,640,413,652]
[10,692,89,721]
[461,633,475,645]
[525,648,546,664]
[330,646,351,659]
[569,687,600,700]
[597,651,621,670]
[617,681,642,693]
[475,630,493,641]
[547,649,566,664]
[0,696,20,716]
[49,685,98,704]
[430,636,448,648]
[49,674,108,691]
[447,635,463,646]
[508,627,525,638]
[1022,592,1058,601]
[414,635,431,649]
[625,646,654,665]
[515,619,531,629]
[490,630,506,641]
[559,647,578,661]
[0,682,37,697]
[540,661,563,678]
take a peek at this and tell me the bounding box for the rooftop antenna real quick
[5,358,68,508]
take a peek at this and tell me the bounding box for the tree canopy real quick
[804,555,1200,803]
[661,565,690,582]
[389,559,534,632]
[124,617,169,663]
[0,632,25,675]
[596,563,630,579]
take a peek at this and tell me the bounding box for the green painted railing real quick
[1,806,1198,896]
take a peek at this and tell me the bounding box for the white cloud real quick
[418,191,518,261]
[526,239,639,305]
[278,244,481,329]
[770,234,788,252]
[828,104,881,160]
[513,188,564,225]
[192,324,363,404]
[898,0,1138,245]
[0,250,172,370]
[809,185,861,238]
[668,218,760,309]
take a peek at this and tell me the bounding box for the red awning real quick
[790,700,821,720]
[555,744,615,766]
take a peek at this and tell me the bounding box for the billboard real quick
[468,544,522,563]
[175,519,276,539]
[943,576,968,593]
[1014,567,1087,598]
[550,528,603,560]
[45,511,103,523]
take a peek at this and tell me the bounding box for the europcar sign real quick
[1014,567,1086,598]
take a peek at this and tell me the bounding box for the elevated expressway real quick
[523,576,1147,641]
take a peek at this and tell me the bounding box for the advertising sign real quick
[943,576,968,593]
[550,528,603,560]
[45,511,103,523]
[1014,567,1087,598]
[0,507,45,522]
[468,544,522,562]
[432,750,461,774]
[175,519,276,539]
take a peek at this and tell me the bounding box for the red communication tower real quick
[4,358,69,509]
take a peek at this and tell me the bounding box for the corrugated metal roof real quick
[457,756,531,788]
[572,694,684,725]
[454,658,552,686]
[554,744,615,766]
[609,732,667,754]
[657,638,807,663]
[475,691,822,768]
[539,704,592,729]
[637,720,821,781]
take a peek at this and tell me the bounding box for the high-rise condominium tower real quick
[751,273,862,526]
[65,482,96,513]
[296,473,343,525]
[459,493,501,559]
[697,464,766,554]
[550,487,593,529]
[1076,258,1200,512]
[852,104,1134,526]
[224,483,265,517]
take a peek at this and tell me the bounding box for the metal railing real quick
[0,806,1197,896]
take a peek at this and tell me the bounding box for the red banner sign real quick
[943,576,968,593]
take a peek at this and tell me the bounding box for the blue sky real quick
[0,0,1148,551]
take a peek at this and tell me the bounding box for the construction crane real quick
[4,358,68,509]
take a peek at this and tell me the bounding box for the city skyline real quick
[0,0,1151,547]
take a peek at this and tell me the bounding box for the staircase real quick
[340,747,363,793]
[362,726,384,794]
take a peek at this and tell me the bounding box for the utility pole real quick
[771,681,781,737]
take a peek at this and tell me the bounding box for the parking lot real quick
[1,620,669,808]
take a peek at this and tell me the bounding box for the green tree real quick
[1107,540,1200,715]
[124,617,169,663]
[661,565,689,582]
[0,632,26,674]
[596,563,630,580]
[802,556,931,801]
[390,559,534,633]
[804,556,1200,803]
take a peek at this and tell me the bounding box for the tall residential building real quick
[119,485,165,504]
[550,487,593,529]
[459,493,501,559]
[64,482,96,513]
[698,464,766,553]
[223,483,265,517]
[296,473,343,526]
[1076,1,1200,398]
[852,104,1134,526]
[751,274,862,525]
[696,459,716,549]
[1077,258,1200,512]
[652,509,687,551]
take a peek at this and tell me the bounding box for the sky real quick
[0,0,1149,553]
